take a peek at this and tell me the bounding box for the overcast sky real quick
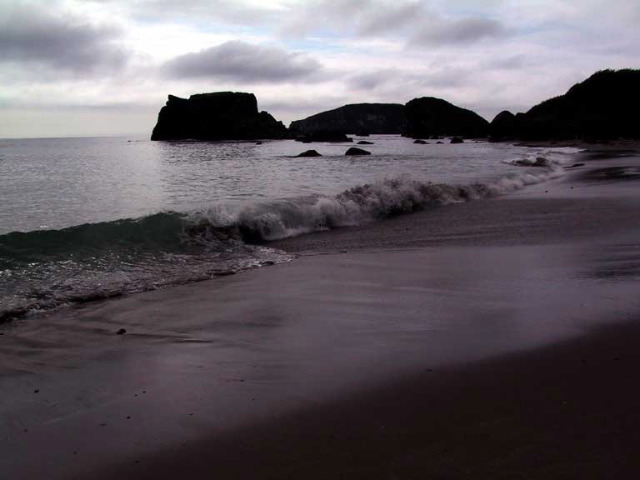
[0,0,638,138]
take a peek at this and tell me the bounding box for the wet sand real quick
[2,149,640,479]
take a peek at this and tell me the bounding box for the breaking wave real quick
[0,168,562,322]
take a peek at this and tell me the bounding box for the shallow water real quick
[0,136,577,320]
[0,135,576,234]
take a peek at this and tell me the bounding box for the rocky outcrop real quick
[489,110,518,141]
[492,69,640,141]
[403,97,489,139]
[345,147,371,156]
[296,150,322,157]
[290,103,407,135]
[151,92,289,141]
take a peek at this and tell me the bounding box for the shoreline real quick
[91,319,640,479]
[2,148,640,479]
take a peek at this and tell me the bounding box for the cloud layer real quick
[0,2,128,73]
[0,0,638,137]
[162,41,322,83]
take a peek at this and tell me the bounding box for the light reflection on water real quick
[0,135,558,234]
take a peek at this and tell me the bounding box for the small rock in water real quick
[357,140,374,145]
[413,139,428,144]
[116,328,127,335]
[296,149,322,157]
[450,137,464,144]
[345,147,371,156]
[534,157,550,167]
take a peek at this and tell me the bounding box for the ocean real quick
[0,135,577,321]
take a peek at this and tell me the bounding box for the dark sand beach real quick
[2,149,640,479]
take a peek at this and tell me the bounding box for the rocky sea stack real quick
[404,97,489,139]
[490,69,640,141]
[290,103,407,135]
[151,92,288,141]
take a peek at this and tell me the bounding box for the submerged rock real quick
[297,150,322,157]
[345,147,371,156]
[512,157,551,167]
[357,140,374,145]
[151,92,289,141]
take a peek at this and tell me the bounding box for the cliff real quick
[290,103,407,135]
[151,92,289,141]
[403,97,490,139]
[490,69,640,141]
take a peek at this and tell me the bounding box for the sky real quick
[0,0,638,138]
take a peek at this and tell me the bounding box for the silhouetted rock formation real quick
[403,97,489,139]
[294,131,353,143]
[151,92,288,141]
[413,139,428,144]
[291,103,407,135]
[296,150,322,157]
[345,147,371,156]
[450,137,464,144]
[489,110,518,141]
[513,69,640,141]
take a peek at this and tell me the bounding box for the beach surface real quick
[1,149,640,479]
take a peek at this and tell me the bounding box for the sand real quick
[1,149,640,479]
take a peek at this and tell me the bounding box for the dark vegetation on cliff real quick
[151,92,288,141]
[490,69,640,141]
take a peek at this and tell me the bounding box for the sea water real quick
[0,135,578,320]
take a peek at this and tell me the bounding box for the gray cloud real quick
[348,69,399,90]
[162,41,323,83]
[356,2,425,37]
[347,67,471,94]
[279,0,506,47]
[106,0,279,26]
[0,2,128,73]
[410,17,506,46]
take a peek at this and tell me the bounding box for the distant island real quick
[150,69,639,142]
[151,92,288,141]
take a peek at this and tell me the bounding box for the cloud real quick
[347,66,471,95]
[348,69,399,90]
[356,2,426,37]
[0,1,128,73]
[279,0,506,47]
[121,0,283,25]
[162,41,323,83]
[410,17,506,46]
[279,0,423,38]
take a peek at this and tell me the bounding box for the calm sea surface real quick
[0,135,569,234]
